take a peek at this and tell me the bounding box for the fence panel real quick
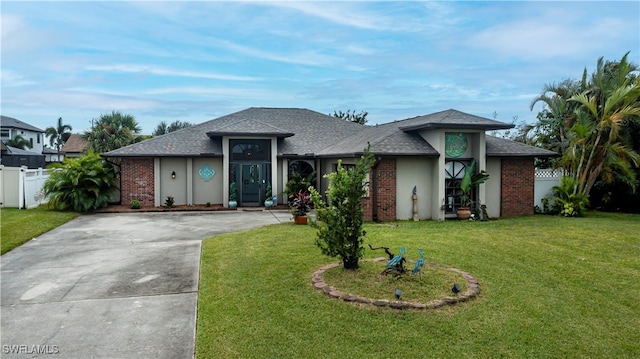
[0,166,22,208]
[0,166,49,208]
[534,168,563,208]
[22,168,50,209]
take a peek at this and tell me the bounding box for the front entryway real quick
[235,163,271,206]
[229,139,272,207]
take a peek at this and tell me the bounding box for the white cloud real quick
[84,64,262,82]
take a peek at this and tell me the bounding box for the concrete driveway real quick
[1,210,292,358]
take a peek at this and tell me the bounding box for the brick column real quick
[500,158,534,217]
[364,158,397,222]
[121,158,155,207]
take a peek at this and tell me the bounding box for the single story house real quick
[103,108,556,221]
[60,134,88,159]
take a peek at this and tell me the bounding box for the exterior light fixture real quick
[171,171,176,179]
[452,283,461,294]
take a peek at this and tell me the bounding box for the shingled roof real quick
[103,107,556,159]
[103,108,365,157]
[486,135,558,157]
[1,115,44,132]
[398,109,514,131]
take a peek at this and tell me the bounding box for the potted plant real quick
[229,182,237,209]
[264,183,273,208]
[457,159,489,220]
[290,190,311,224]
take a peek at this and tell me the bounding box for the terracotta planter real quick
[456,208,472,220]
[294,215,308,225]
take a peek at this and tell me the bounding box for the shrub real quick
[42,151,117,212]
[165,196,175,208]
[310,145,375,269]
[550,176,589,217]
[130,200,141,209]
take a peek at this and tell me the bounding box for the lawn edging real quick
[312,257,481,310]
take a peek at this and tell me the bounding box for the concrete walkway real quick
[1,210,292,358]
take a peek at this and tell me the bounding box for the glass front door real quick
[230,162,271,207]
[241,164,261,205]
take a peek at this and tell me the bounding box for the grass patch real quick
[196,213,640,358]
[1,206,79,254]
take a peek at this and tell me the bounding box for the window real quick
[0,129,9,138]
[230,139,270,161]
[288,160,314,179]
[333,163,355,172]
[444,160,468,213]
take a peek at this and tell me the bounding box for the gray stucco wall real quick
[396,157,434,220]
[485,158,502,218]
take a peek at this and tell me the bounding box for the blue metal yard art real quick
[369,245,424,277]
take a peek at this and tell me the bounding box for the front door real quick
[240,163,261,205]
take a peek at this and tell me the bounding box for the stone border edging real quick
[312,257,481,310]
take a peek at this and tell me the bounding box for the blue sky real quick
[2,1,639,135]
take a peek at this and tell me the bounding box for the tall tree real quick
[332,110,368,125]
[152,120,193,136]
[529,78,585,158]
[83,111,141,153]
[5,134,32,150]
[564,53,640,197]
[529,53,640,211]
[44,117,73,152]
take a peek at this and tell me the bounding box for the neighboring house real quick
[0,142,46,168]
[60,134,88,158]
[103,108,557,221]
[43,147,64,163]
[1,116,47,168]
[1,115,45,154]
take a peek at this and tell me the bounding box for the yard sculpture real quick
[369,245,425,278]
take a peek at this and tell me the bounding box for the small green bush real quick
[42,151,117,212]
[165,196,175,208]
[310,145,375,269]
[130,199,141,209]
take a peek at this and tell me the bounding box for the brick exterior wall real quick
[121,158,155,207]
[500,158,535,217]
[363,158,397,222]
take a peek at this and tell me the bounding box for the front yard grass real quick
[1,206,79,254]
[197,212,640,358]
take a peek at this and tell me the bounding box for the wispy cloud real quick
[84,64,262,82]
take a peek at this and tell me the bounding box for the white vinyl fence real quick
[0,166,50,209]
[534,168,563,208]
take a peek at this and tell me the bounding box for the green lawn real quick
[197,213,640,358]
[1,206,79,254]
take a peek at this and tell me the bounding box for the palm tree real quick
[83,111,142,153]
[44,117,73,152]
[152,120,193,136]
[566,52,640,197]
[5,134,32,150]
[529,78,585,156]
